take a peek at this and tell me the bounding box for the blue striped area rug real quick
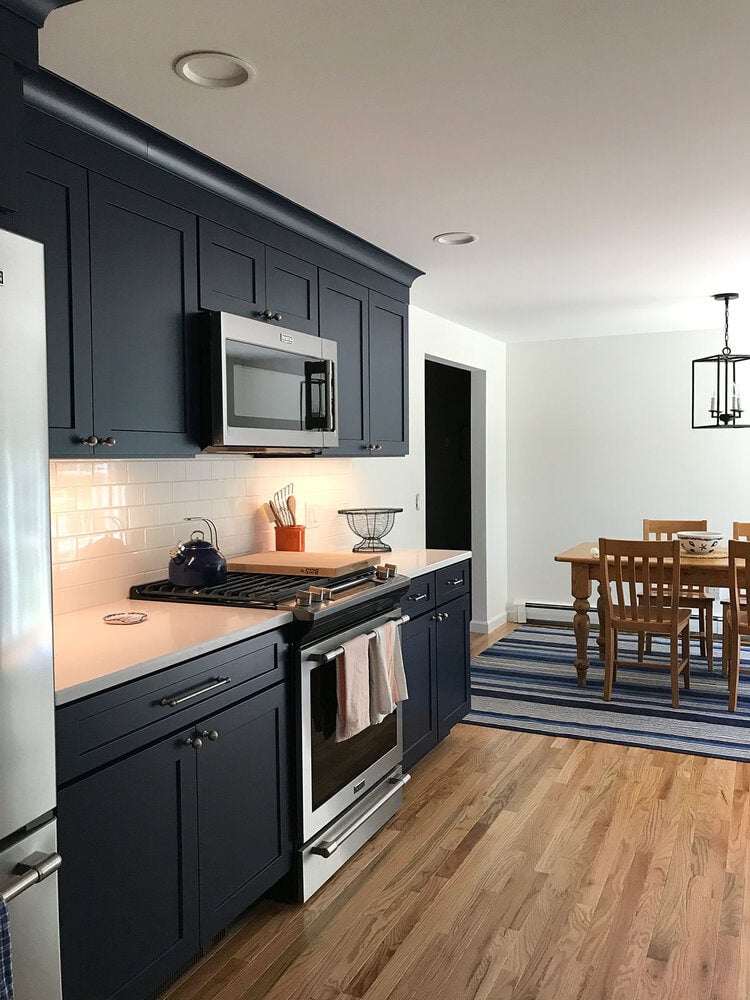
[466,625,750,761]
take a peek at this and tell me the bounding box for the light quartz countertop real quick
[53,548,471,705]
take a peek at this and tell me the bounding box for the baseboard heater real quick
[516,601,722,630]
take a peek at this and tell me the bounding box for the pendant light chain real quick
[723,296,732,357]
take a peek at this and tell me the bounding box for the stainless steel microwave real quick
[205,312,337,454]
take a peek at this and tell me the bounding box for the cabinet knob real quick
[373,444,383,451]
[272,312,282,321]
[442,612,449,620]
[201,730,220,742]
[432,613,441,621]
[185,736,203,750]
[101,436,117,447]
[80,435,99,446]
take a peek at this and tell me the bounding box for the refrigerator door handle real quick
[0,851,61,905]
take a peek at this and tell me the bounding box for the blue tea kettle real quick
[169,517,227,588]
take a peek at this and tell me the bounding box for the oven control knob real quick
[375,566,389,581]
[384,563,397,578]
[296,589,314,607]
[308,586,326,603]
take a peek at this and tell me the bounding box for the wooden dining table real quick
[555,542,731,685]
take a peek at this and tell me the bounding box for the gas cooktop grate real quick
[130,571,322,609]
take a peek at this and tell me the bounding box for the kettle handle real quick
[184,516,220,550]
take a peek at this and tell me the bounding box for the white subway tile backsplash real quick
[126,460,159,483]
[143,482,174,505]
[158,460,185,482]
[50,457,355,611]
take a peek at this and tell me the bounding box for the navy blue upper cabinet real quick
[368,291,409,456]
[18,145,94,455]
[265,246,318,335]
[198,219,265,319]
[0,56,23,215]
[199,219,319,335]
[89,175,200,457]
[319,270,369,455]
[320,278,409,457]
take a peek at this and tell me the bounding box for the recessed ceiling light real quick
[173,51,255,89]
[432,232,479,246]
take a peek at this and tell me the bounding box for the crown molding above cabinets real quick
[0,0,79,27]
[23,71,424,290]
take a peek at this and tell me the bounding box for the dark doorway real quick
[425,360,471,550]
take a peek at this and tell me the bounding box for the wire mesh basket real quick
[338,507,403,552]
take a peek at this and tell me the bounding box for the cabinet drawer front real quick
[435,561,470,602]
[402,572,436,617]
[56,629,288,783]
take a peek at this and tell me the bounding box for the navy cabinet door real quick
[198,218,266,319]
[436,594,471,740]
[401,612,438,770]
[319,270,369,456]
[57,730,200,1000]
[196,684,290,946]
[0,56,22,215]
[89,175,200,456]
[368,291,408,456]
[19,146,94,457]
[265,246,318,335]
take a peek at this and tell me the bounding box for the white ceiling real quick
[39,0,750,342]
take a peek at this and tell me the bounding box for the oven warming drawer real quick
[299,767,409,901]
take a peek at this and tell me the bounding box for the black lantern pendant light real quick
[692,293,750,428]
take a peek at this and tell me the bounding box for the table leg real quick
[572,564,592,686]
[596,582,606,661]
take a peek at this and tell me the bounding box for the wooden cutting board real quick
[227,551,380,577]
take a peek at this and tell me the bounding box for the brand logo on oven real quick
[300,567,320,575]
[280,333,294,344]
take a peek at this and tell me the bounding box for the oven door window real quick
[225,339,332,432]
[310,660,397,811]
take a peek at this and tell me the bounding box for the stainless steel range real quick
[131,561,412,900]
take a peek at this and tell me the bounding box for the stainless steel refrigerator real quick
[0,228,62,998]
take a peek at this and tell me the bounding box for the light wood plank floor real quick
[163,712,750,999]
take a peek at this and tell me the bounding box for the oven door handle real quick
[309,773,411,858]
[316,615,410,664]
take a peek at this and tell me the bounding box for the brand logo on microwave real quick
[280,333,294,344]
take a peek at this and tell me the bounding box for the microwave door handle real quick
[304,360,335,432]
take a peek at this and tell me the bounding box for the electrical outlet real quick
[306,503,318,526]
[415,492,421,511]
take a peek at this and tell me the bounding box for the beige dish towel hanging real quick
[335,632,371,742]
[369,620,409,725]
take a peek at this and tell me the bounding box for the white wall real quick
[506,327,750,609]
[350,306,508,630]
[51,306,509,627]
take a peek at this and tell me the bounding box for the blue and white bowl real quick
[675,531,723,556]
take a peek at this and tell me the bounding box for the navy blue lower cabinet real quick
[56,680,291,999]
[400,567,471,769]
[196,684,290,947]
[436,594,472,740]
[401,613,438,771]
[57,728,200,1000]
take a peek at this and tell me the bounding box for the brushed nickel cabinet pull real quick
[160,676,231,708]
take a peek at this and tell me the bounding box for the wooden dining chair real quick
[641,519,715,671]
[721,522,750,677]
[599,537,691,708]
[726,539,750,711]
